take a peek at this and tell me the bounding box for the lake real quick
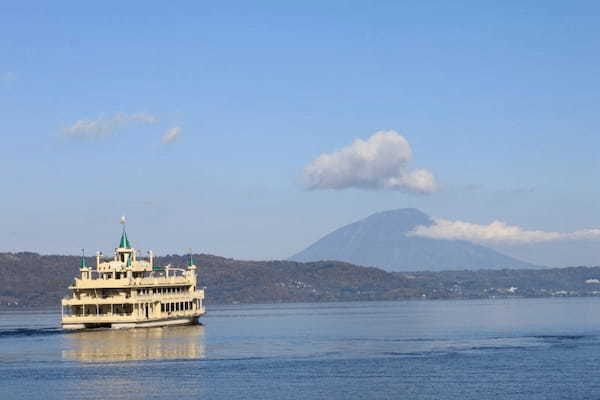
[2,298,600,399]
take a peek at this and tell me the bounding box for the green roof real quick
[119,230,131,248]
[80,249,87,268]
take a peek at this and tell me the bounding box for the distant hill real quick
[0,252,599,310]
[0,252,422,308]
[291,208,536,271]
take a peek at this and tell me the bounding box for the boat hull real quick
[62,315,201,331]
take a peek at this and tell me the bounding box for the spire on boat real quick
[80,249,87,268]
[119,216,131,249]
[188,248,194,267]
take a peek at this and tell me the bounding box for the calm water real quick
[2,298,600,399]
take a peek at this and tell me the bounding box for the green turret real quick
[119,229,131,248]
[80,249,87,268]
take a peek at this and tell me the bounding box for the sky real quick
[2,1,600,266]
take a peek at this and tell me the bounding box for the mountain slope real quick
[290,208,536,271]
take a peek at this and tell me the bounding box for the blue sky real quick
[2,1,600,265]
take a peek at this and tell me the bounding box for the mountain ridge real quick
[291,208,537,271]
[2,251,600,310]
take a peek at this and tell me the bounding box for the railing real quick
[62,314,140,323]
[62,295,129,305]
[134,291,205,301]
[61,291,204,306]
[62,307,206,323]
[72,275,192,289]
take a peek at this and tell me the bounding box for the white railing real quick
[62,307,206,323]
[73,275,192,289]
[62,291,204,306]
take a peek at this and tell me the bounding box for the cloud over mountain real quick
[301,130,438,194]
[63,112,158,139]
[410,219,600,244]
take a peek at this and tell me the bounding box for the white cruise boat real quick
[61,221,205,330]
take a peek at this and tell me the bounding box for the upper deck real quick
[67,220,201,293]
[71,271,195,289]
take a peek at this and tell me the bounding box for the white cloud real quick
[162,126,181,144]
[301,130,438,194]
[409,218,600,245]
[63,112,159,139]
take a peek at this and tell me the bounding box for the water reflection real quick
[62,325,205,362]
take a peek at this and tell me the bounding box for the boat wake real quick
[0,328,63,338]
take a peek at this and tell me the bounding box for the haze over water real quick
[2,298,600,399]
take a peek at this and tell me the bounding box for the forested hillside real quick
[1,252,600,309]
